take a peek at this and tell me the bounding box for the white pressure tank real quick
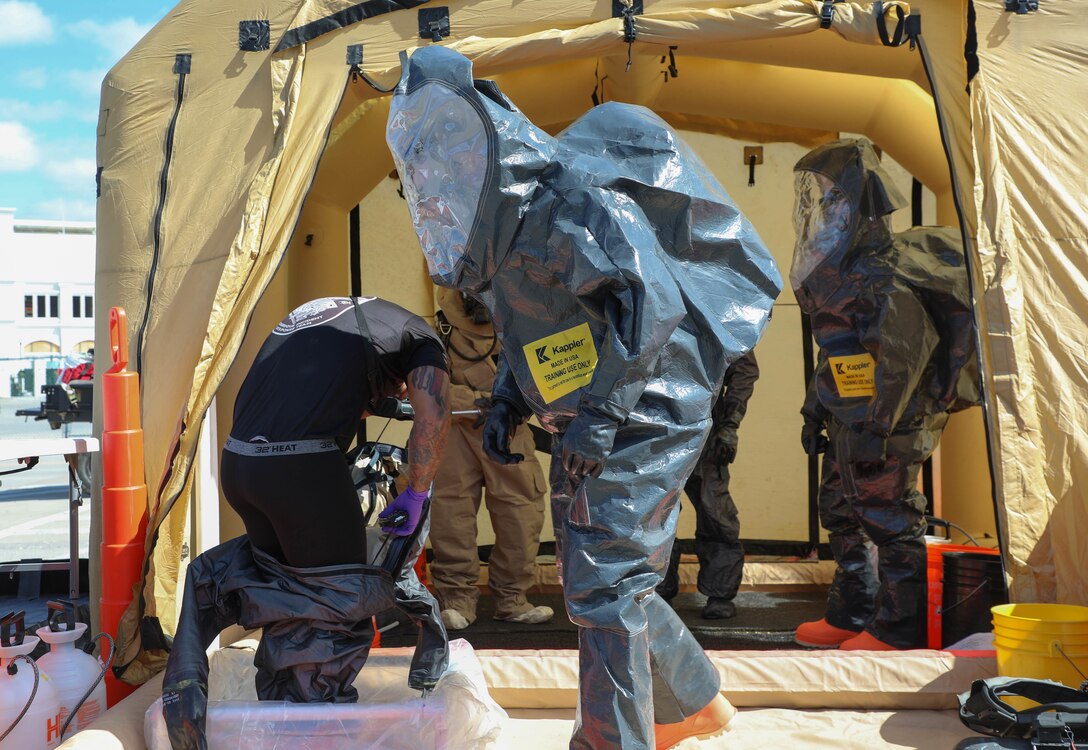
[36,621,106,738]
[0,631,63,750]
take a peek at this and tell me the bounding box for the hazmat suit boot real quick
[839,630,899,651]
[654,693,737,750]
[702,598,736,620]
[441,608,473,631]
[794,618,863,648]
[494,602,554,624]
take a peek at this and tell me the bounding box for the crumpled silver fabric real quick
[794,137,980,647]
[161,515,447,750]
[387,46,780,749]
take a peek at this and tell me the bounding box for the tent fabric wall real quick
[962,3,1088,603]
[93,0,1084,684]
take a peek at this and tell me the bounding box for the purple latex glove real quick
[378,486,428,537]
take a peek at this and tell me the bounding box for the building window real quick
[24,340,60,353]
[73,295,93,318]
[25,294,60,318]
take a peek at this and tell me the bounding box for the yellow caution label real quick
[523,323,599,403]
[828,353,876,397]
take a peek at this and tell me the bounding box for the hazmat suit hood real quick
[386,46,556,292]
[790,138,906,313]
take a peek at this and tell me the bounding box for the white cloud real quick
[0,1,52,45]
[67,17,151,62]
[16,67,48,89]
[0,98,97,124]
[0,121,40,171]
[33,198,96,222]
[44,157,97,192]
[66,68,107,100]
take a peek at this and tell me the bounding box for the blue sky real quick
[0,1,173,221]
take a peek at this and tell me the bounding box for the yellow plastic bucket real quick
[992,604,1088,707]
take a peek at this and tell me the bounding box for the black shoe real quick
[702,598,736,620]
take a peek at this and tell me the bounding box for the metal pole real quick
[66,457,82,601]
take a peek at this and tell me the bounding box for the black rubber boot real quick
[702,597,736,620]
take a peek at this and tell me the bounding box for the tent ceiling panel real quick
[653,60,948,196]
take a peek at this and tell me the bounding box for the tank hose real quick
[59,632,116,741]
[0,654,40,743]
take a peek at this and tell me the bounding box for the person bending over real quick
[223,295,450,567]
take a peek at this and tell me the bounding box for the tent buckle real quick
[819,0,840,29]
[418,7,451,42]
[1004,0,1038,13]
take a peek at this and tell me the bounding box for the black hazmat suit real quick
[386,47,781,750]
[658,350,759,604]
[792,138,980,648]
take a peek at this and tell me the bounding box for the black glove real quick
[482,399,524,465]
[800,418,829,456]
[559,411,619,481]
[714,427,739,465]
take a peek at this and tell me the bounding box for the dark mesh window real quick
[24,295,33,317]
[49,295,58,318]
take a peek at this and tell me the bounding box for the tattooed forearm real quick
[405,366,451,491]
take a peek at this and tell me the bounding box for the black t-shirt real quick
[232,297,447,448]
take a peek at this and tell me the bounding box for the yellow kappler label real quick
[523,323,599,403]
[828,353,876,397]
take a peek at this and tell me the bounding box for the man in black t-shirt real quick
[223,296,451,567]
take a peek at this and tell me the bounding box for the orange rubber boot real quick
[838,631,900,651]
[654,693,736,750]
[794,618,862,648]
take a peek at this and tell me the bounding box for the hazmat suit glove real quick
[559,407,621,481]
[713,426,739,464]
[482,398,526,465]
[800,418,829,456]
[378,486,428,537]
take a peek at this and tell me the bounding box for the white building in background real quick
[0,208,96,397]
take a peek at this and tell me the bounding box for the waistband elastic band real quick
[225,436,339,456]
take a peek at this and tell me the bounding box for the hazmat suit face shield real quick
[790,170,854,301]
[387,83,490,286]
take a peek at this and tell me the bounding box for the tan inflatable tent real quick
[93,0,1088,685]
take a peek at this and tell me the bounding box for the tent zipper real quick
[135,53,190,378]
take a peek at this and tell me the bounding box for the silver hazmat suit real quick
[386,46,781,749]
[792,137,980,648]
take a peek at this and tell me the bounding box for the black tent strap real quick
[275,0,432,52]
[874,1,908,47]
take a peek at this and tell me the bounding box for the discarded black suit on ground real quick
[792,138,980,648]
[161,527,448,750]
[658,350,759,603]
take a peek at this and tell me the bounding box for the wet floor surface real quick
[380,589,827,651]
